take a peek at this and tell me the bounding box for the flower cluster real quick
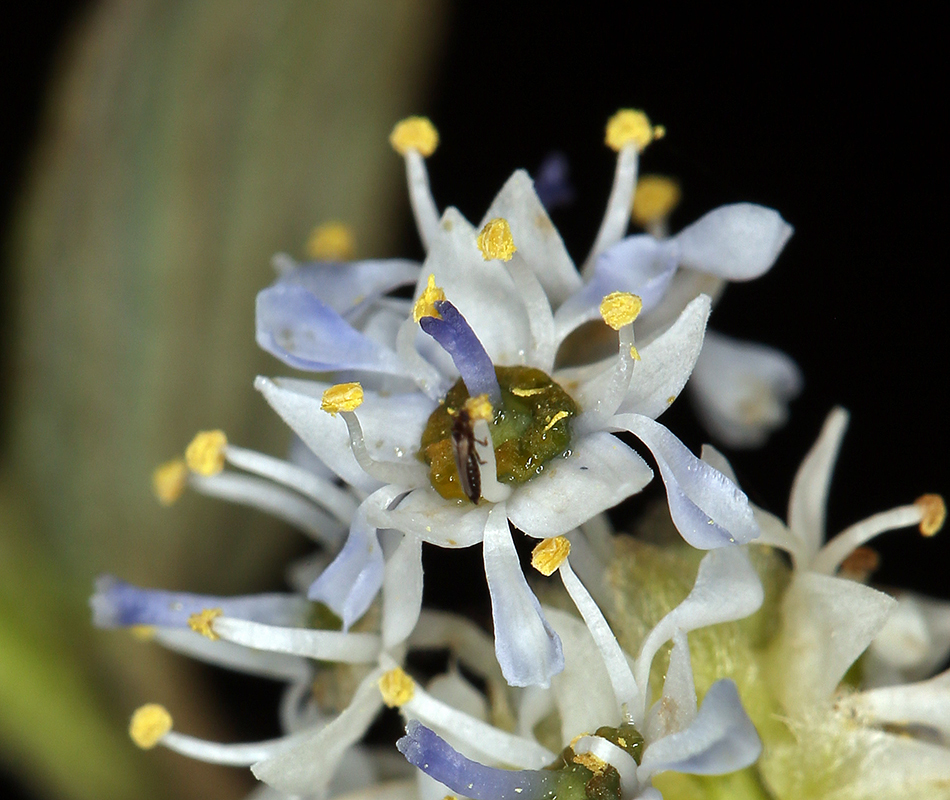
[93,111,948,800]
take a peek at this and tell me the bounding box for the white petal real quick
[370,487,492,547]
[545,606,622,744]
[636,548,763,695]
[750,506,809,567]
[689,330,802,448]
[616,294,711,420]
[638,680,761,779]
[771,572,895,708]
[613,414,759,548]
[427,670,489,723]
[787,407,849,562]
[412,609,505,687]
[646,630,697,743]
[506,432,653,538]
[841,669,950,740]
[483,507,563,687]
[252,667,385,795]
[480,170,582,305]
[422,208,532,365]
[383,534,424,648]
[673,203,792,280]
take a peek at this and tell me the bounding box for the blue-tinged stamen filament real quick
[419,300,502,405]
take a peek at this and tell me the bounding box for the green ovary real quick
[420,366,578,502]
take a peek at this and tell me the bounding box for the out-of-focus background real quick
[1,4,946,800]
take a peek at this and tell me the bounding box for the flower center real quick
[420,366,577,502]
[548,724,645,800]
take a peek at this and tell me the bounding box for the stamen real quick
[321,386,428,486]
[321,382,364,414]
[530,536,571,576]
[600,292,643,330]
[812,502,936,575]
[305,221,356,261]
[379,667,416,707]
[419,300,501,404]
[412,274,447,322]
[160,731,292,766]
[583,110,664,276]
[390,117,440,250]
[917,494,946,536]
[476,218,517,262]
[212,617,382,663]
[152,459,187,505]
[188,608,222,640]
[130,704,172,749]
[631,175,682,228]
[185,430,227,476]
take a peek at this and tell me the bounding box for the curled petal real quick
[256,284,405,374]
[396,721,558,800]
[506,432,653,538]
[368,487,491,548]
[690,330,802,448]
[382,534,424,648]
[483,507,563,687]
[638,680,762,779]
[673,203,793,280]
[612,413,760,548]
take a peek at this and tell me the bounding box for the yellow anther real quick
[605,109,664,152]
[476,218,517,262]
[916,494,946,537]
[378,667,415,707]
[306,221,356,261]
[632,175,682,225]
[463,394,493,422]
[321,383,364,415]
[185,430,227,477]
[600,292,643,330]
[573,751,607,775]
[130,625,156,641]
[152,459,188,505]
[390,116,439,157]
[188,608,223,640]
[531,536,572,576]
[630,345,641,362]
[543,410,570,433]
[412,274,446,322]
[129,704,172,749]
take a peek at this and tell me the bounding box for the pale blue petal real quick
[612,413,760,548]
[673,203,792,280]
[256,283,405,374]
[397,721,558,800]
[483,507,563,687]
[638,680,761,779]
[279,259,420,316]
[90,576,308,628]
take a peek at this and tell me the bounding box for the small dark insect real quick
[451,407,488,504]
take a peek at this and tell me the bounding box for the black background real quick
[2,5,947,799]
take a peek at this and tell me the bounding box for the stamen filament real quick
[558,558,641,719]
[338,410,430,486]
[190,472,344,546]
[211,616,382,664]
[582,144,639,278]
[223,443,359,523]
[405,150,440,251]
[504,252,556,370]
[575,324,637,435]
[811,504,931,575]
[160,730,294,766]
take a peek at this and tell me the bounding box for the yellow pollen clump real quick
[916,494,946,536]
[378,667,415,707]
[510,386,546,397]
[412,274,447,322]
[185,430,227,476]
[321,383,364,415]
[130,625,156,641]
[188,608,223,640]
[306,221,356,261]
[477,218,517,262]
[605,109,664,152]
[632,175,682,225]
[390,116,439,157]
[531,536,572,576]
[573,751,607,775]
[152,459,188,505]
[463,394,493,422]
[543,410,570,432]
[630,345,641,361]
[129,704,172,749]
[600,292,643,330]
